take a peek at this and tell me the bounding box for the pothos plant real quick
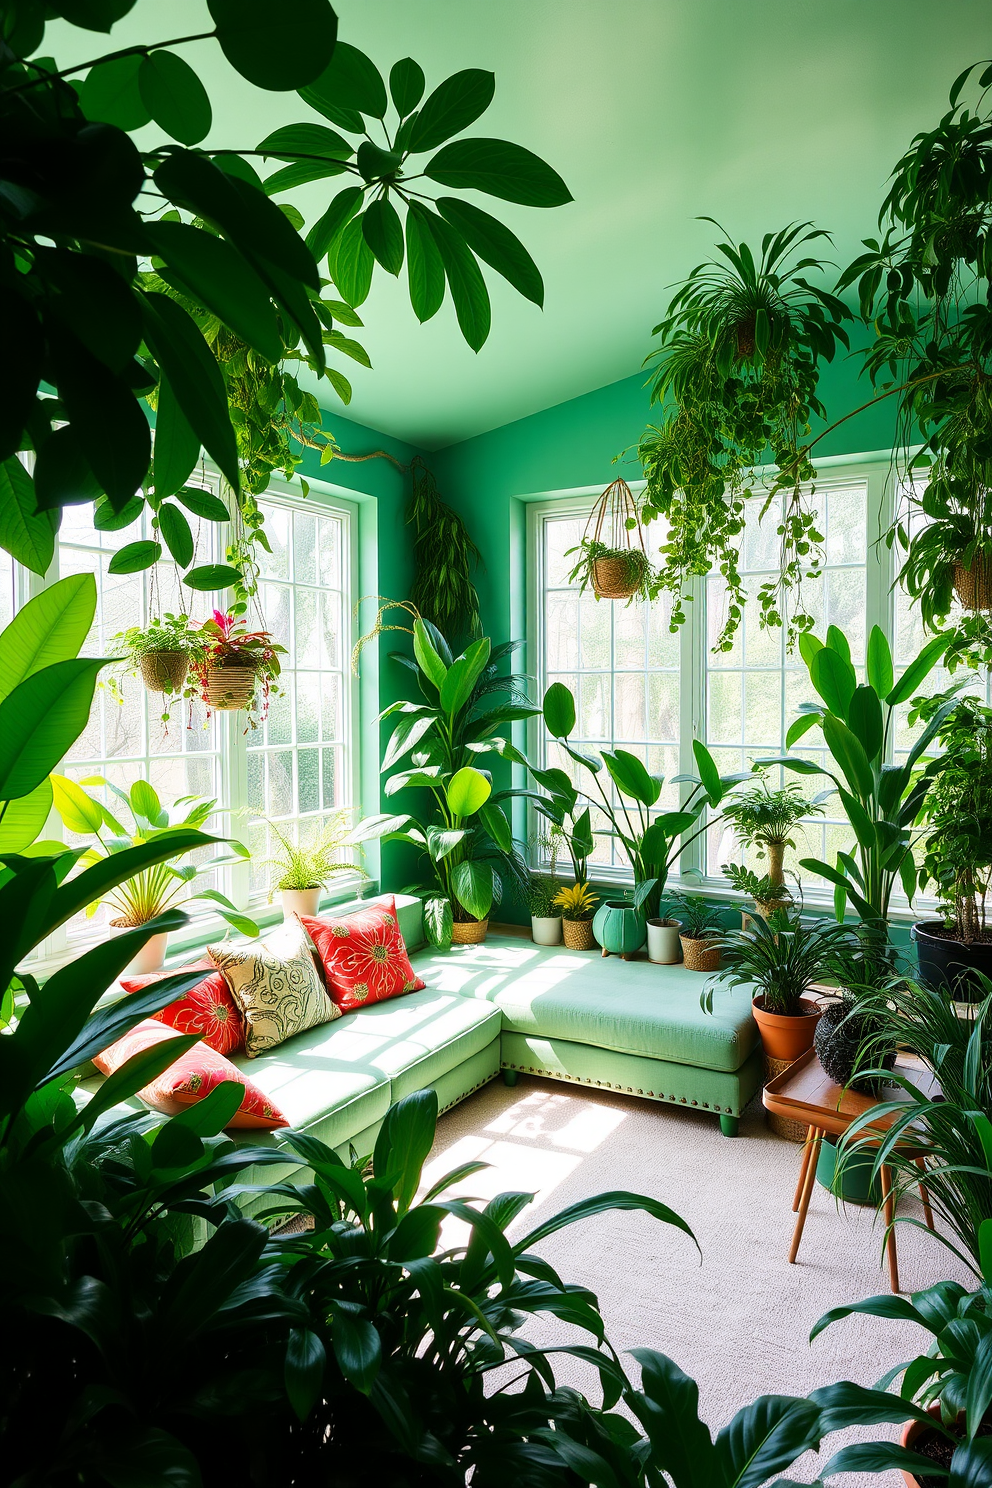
[0,2,570,608]
[637,221,851,650]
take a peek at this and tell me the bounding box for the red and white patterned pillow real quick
[302,896,425,1014]
[93,1018,287,1129]
[121,959,245,1056]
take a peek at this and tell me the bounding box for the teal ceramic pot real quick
[592,900,646,956]
[815,1134,881,1207]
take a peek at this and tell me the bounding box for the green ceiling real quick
[50,0,986,448]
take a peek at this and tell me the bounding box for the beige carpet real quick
[424,1075,974,1487]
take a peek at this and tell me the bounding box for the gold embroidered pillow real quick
[208,915,339,1057]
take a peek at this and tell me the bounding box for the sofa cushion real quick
[210,916,339,1057]
[303,896,425,1013]
[415,938,758,1073]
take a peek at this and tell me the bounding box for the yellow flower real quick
[553,882,598,920]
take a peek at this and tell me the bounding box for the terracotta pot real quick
[592,554,642,600]
[139,649,188,694]
[203,658,259,710]
[680,934,722,972]
[531,915,562,946]
[900,1404,954,1487]
[120,928,169,975]
[451,917,488,945]
[562,918,595,950]
[647,917,682,964]
[282,888,321,920]
[953,554,992,611]
[752,994,821,1061]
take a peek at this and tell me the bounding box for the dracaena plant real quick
[520,682,746,921]
[352,610,538,946]
[762,623,950,934]
[0,3,569,602]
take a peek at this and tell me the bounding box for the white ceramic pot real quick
[282,887,321,920]
[531,915,563,946]
[646,918,682,965]
[125,930,169,976]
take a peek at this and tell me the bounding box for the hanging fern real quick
[407,458,483,642]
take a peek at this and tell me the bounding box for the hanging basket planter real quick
[139,649,189,695]
[568,478,655,603]
[203,658,261,711]
[953,553,992,611]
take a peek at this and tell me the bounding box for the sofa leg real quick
[719,1114,740,1138]
[502,1069,519,1088]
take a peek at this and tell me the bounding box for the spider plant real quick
[51,775,258,937]
[702,908,854,1017]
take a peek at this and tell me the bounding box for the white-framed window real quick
[19,471,362,967]
[527,455,934,911]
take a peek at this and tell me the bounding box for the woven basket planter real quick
[764,1054,808,1142]
[582,477,651,602]
[139,650,189,694]
[451,917,488,945]
[592,554,643,601]
[203,659,259,711]
[953,555,992,611]
[680,934,721,972]
[562,918,595,950]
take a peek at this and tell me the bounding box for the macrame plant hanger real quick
[583,477,648,600]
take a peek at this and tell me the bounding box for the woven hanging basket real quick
[451,917,488,945]
[562,918,596,950]
[953,554,992,611]
[584,478,649,601]
[203,658,259,711]
[139,650,189,694]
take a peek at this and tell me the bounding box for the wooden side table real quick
[763,1050,938,1293]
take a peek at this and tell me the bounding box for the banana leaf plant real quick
[352,617,538,946]
[510,682,747,920]
[758,623,952,933]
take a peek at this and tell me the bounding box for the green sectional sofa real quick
[82,893,763,1216]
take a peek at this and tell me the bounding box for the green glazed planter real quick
[815,1134,881,1207]
[592,900,646,957]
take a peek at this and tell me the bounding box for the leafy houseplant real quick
[671,893,725,972]
[554,881,599,949]
[911,692,992,1001]
[407,458,483,645]
[353,612,537,948]
[51,774,256,971]
[722,863,793,920]
[721,776,823,905]
[567,539,656,605]
[259,810,368,919]
[192,609,285,721]
[764,623,950,939]
[637,222,851,650]
[114,611,206,699]
[525,872,564,945]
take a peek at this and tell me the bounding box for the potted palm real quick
[525,874,563,946]
[260,812,368,920]
[114,613,205,699]
[672,894,725,972]
[722,864,794,925]
[192,609,285,722]
[721,777,822,917]
[553,882,599,949]
[912,693,992,1002]
[51,775,257,971]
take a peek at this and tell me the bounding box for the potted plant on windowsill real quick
[51,775,258,972]
[721,775,823,918]
[722,864,794,925]
[192,610,285,722]
[910,692,992,1003]
[672,894,725,972]
[260,811,369,920]
[525,873,563,946]
[114,613,205,702]
[554,882,599,950]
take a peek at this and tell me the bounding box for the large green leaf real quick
[152,375,201,498]
[822,713,874,800]
[446,766,492,818]
[259,122,353,161]
[628,1351,714,1488]
[412,618,448,690]
[139,49,211,144]
[478,801,512,853]
[158,502,194,568]
[305,185,364,264]
[329,217,375,308]
[285,1328,326,1422]
[542,682,576,739]
[264,159,348,194]
[0,574,96,701]
[714,1395,822,1488]
[405,203,446,322]
[436,197,544,306]
[0,457,56,576]
[141,291,240,493]
[389,57,425,116]
[886,634,949,706]
[451,859,494,920]
[0,658,107,801]
[424,215,491,351]
[50,332,150,508]
[108,540,161,575]
[602,749,661,806]
[0,777,53,853]
[176,486,229,524]
[439,637,491,717]
[373,1089,438,1211]
[810,645,856,720]
[362,198,404,276]
[79,53,150,130]
[424,137,573,207]
[692,739,723,804]
[183,563,241,591]
[32,426,104,514]
[149,221,283,362]
[304,40,386,117]
[51,773,104,834]
[866,624,894,698]
[208,0,337,91]
[847,684,883,765]
[409,69,495,152]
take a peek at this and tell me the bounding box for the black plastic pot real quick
[912,920,992,1004]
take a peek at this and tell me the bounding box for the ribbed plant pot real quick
[646,917,682,964]
[680,934,721,972]
[121,928,169,975]
[752,995,821,1062]
[953,554,992,611]
[139,649,189,694]
[562,918,595,950]
[591,555,642,600]
[531,915,562,946]
[203,659,259,710]
[815,1133,882,1207]
[451,917,488,945]
[282,888,321,920]
[593,900,646,957]
[912,920,992,1003]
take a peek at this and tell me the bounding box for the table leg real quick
[880,1163,900,1294]
[915,1157,935,1232]
[793,1126,816,1212]
[789,1127,823,1264]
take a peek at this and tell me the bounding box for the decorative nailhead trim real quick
[493,1064,740,1119]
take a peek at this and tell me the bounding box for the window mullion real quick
[678,571,705,880]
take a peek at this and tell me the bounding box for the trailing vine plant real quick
[637,222,851,650]
[407,457,483,642]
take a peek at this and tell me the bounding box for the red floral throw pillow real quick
[121,959,245,1056]
[93,1019,288,1129]
[302,897,425,1013]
